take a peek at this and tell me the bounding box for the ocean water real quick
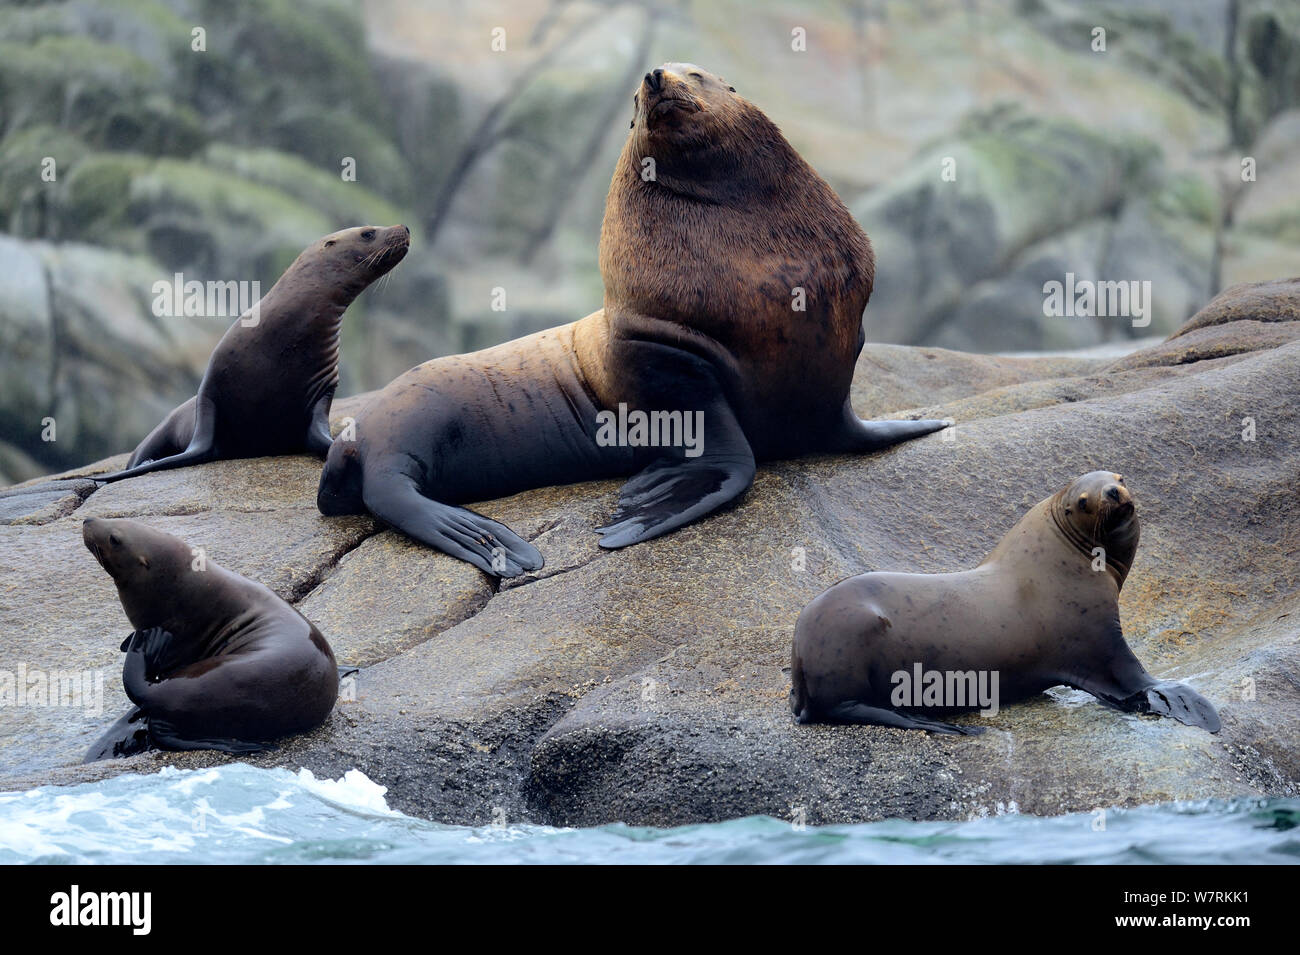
[1,764,1296,864]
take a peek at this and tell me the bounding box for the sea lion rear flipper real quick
[831,404,951,453]
[827,702,984,735]
[363,472,543,578]
[1139,681,1222,733]
[95,394,218,482]
[146,718,278,755]
[304,391,335,457]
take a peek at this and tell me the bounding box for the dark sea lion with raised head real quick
[95,224,410,482]
[317,64,946,576]
[82,517,340,759]
[790,471,1221,734]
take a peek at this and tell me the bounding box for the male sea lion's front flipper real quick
[828,702,984,735]
[363,472,543,578]
[95,394,219,482]
[595,366,756,549]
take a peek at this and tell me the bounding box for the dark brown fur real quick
[318,64,946,576]
[82,517,340,758]
[96,225,410,482]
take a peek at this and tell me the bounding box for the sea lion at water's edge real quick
[82,517,340,759]
[790,471,1220,734]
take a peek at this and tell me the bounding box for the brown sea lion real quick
[81,517,340,758]
[95,224,410,482]
[316,64,946,576]
[790,471,1221,734]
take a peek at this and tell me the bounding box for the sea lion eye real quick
[361,230,376,241]
[689,72,703,80]
[1077,494,1089,511]
[109,534,121,547]
[728,86,736,92]
[324,239,336,248]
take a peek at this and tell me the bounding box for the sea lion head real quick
[293,224,411,303]
[626,63,790,201]
[317,440,365,514]
[83,518,197,626]
[1052,471,1140,585]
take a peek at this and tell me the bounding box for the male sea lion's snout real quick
[645,68,663,92]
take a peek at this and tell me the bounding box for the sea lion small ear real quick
[137,555,150,569]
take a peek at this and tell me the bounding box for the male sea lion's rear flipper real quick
[146,718,278,755]
[833,407,952,453]
[83,706,152,762]
[828,702,984,735]
[1137,681,1221,733]
[94,395,218,482]
[363,473,543,578]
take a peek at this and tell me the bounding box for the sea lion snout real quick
[645,68,663,92]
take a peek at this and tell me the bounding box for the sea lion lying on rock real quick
[96,225,410,482]
[317,64,946,577]
[790,471,1221,734]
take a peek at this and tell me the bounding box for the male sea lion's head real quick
[1054,471,1140,584]
[626,63,791,202]
[294,224,411,303]
[83,518,198,625]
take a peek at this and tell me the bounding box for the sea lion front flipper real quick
[123,626,186,681]
[1136,681,1222,733]
[84,706,152,762]
[595,446,756,549]
[363,471,543,578]
[95,394,219,482]
[827,701,984,735]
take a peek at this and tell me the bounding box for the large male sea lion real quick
[790,471,1221,734]
[95,224,410,482]
[82,517,340,759]
[317,64,947,576]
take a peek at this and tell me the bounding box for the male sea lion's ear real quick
[137,554,150,569]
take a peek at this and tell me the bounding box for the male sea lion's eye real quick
[109,534,121,547]
[728,86,736,92]
[324,240,336,248]
[361,230,375,241]
[689,72,702,79]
